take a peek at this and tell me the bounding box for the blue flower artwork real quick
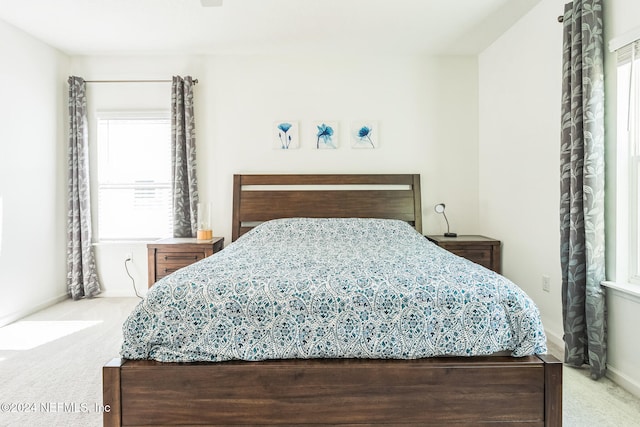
[314,121,338,149]
[351,121,378,148]
[273,121,299,149]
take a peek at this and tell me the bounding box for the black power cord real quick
[124,258,143,300]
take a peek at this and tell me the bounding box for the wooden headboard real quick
[232,174,422,241]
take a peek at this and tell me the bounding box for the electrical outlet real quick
[542,275,550,292]
[124,252,133,262]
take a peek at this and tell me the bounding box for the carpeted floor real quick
[0,297,639,426]
[0,297,140,427]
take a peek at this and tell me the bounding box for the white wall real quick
[479,0,640,397]
[70,54,479,296]
[0,20,69,326]
[479,0,563,342]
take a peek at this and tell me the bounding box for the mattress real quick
[121,218,547,362]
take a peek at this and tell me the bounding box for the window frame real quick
[93,110,173,242]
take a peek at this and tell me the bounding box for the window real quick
[616,40,640,284]
[96,112,172,240]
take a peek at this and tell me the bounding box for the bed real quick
[103,173,562,426]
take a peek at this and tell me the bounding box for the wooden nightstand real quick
[147,237,224,287]
[426,235,501,274]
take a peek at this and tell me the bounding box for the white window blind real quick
[97,113,172,240]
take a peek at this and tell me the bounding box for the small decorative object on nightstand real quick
[147,236,224,287]
[426,235,501,274]
[434,203,457,237]
[197,202,213,240]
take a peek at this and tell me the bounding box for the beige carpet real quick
[0,297,140,427]
[0,297,639,426]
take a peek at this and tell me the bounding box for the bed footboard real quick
[103,355,562,426]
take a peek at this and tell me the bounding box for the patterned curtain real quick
[560,0,606,380]
[67,76,101,299]
[171,76,199,237]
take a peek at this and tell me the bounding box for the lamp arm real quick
[442,211,451,234]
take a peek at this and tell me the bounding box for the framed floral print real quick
[351,121,378,149]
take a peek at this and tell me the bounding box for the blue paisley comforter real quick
[121,218,547,362]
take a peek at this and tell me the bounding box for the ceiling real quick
[0,0,541,56]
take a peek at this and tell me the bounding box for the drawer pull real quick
[163,268,180,274]
[163,255,199,261]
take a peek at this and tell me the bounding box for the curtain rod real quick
[84,79,199,84]
[558,15,564,23]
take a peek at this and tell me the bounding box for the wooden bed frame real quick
[103,173,562,426]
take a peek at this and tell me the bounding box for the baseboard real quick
[544,327,564,359]
[0,293,69,328]
[98,290,147,298]
[607,364,640,399]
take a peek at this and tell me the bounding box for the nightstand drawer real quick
[448,246,492,270]
[426,235,501,274]
[155,251,207,279]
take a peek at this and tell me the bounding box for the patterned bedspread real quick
[121,218,547,362]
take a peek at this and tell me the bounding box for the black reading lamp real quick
[434,203,457,237]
